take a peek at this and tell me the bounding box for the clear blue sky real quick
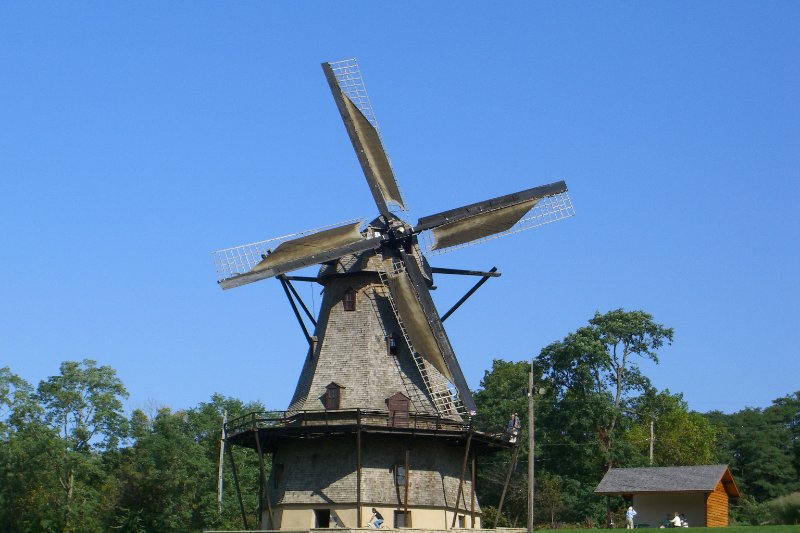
[1,2,797,416]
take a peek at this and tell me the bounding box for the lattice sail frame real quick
[327,58,408,212]
[212,219,364,283]
[328,59,379,128]
[419,190,575,255]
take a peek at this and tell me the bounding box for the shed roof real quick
[594,465,740,497]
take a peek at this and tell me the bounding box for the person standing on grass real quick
[626,506,637,529]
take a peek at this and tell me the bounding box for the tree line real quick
[1,309,798,531]
[0,361,263,532]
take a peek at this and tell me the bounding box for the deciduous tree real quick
[538,309,673,470]
[36,359,129,531]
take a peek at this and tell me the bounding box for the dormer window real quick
[343,289,356,311]
[386,333,398,355]
[325,382,342,410]
[386,392,410,427]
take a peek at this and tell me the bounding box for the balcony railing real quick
[225,408,470,438]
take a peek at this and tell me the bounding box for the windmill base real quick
[225,410,513,531]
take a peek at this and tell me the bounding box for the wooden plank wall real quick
[706,481,729,527]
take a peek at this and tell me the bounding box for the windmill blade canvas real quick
[415,180,575,254]
[322,59,407,215]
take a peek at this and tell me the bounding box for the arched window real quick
[343,289,356,311]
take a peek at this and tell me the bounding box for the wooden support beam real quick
[404,449,410,527]
[452,426,474,527]
[253,429,274,528]
[470,451,476,528]
[495,446,520,528]
[430,267,501,278]
[226,442,249,530]
[356,412,363,527]
[278,276,313,346]
[283,275,319,283]
[283,275,317,326]
[441,267,498,322]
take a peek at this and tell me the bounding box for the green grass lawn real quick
[536,526,800,533]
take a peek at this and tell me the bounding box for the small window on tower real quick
[343,289,356,311]
[325,382,342,410]
[394,510,411,528]
[386,333,398,355]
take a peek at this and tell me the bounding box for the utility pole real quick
[217,410,227,513]
[527,358,535,533]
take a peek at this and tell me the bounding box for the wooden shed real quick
[594,465,740,527]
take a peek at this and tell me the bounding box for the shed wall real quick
[706,481,729,527]
[632,493,706,527]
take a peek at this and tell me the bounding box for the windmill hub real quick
[385,219,413,244]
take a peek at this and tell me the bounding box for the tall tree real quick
[36,359,129,531]
[538,309,673,471]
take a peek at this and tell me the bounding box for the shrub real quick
[767,492,800,525]
[732,495,772,525]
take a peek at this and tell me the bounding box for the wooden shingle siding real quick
[287,268,452,416]
[269,433,478,510]
[706,481,729,527]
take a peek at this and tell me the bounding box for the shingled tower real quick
[214,59,575,530]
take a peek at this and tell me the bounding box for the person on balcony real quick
[507,412,521,443]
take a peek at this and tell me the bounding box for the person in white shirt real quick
[626,506,637,529]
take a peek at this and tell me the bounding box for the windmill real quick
[214,59,574,530]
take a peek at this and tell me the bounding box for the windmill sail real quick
[252,221,365,273]
[416,181,575,254]
[391,248,478,415]
[213,220,381,290]
[323,59,407,216]
[385,269,453,382]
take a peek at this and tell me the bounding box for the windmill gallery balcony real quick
[225,408,513,451]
